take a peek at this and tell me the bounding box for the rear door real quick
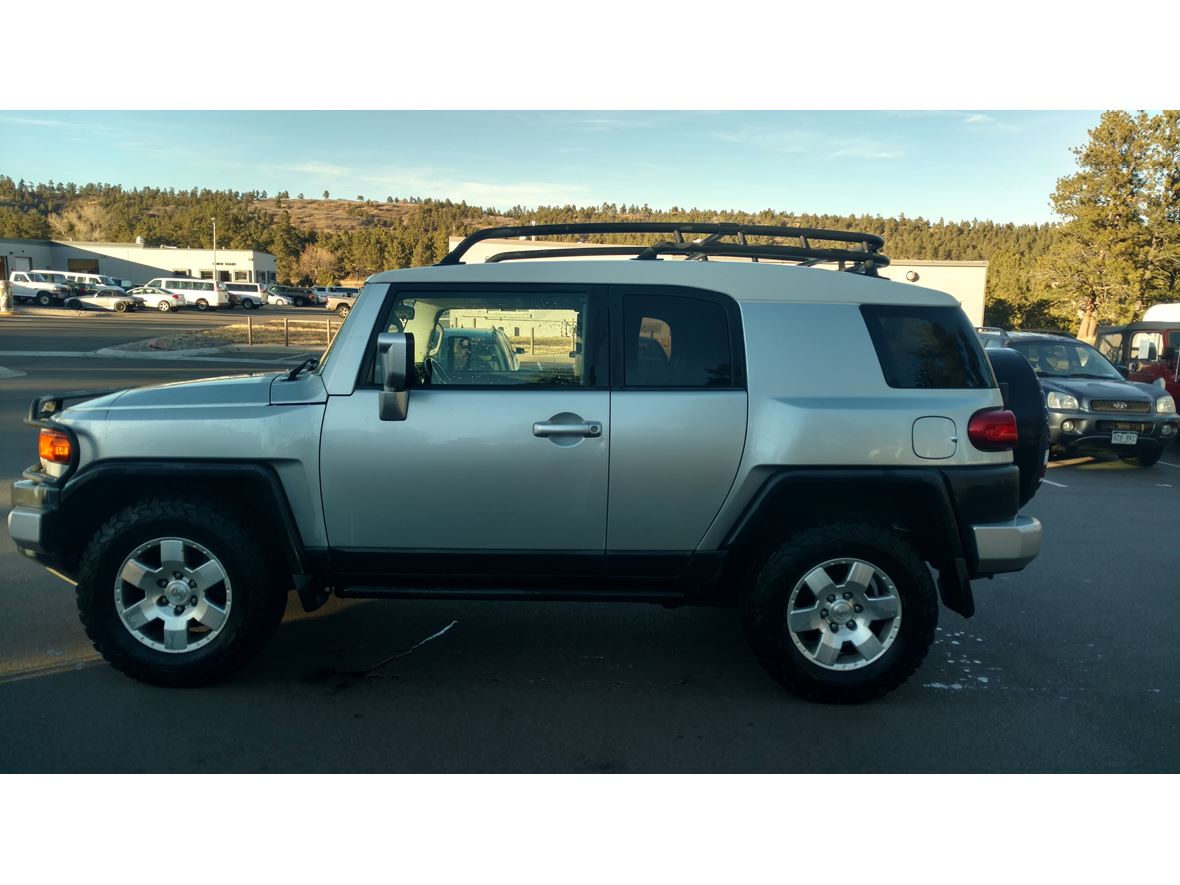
[320,283,611,578]
[606,286,748,576]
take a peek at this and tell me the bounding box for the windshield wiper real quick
[286,358,317,380]
[1066,372,1119,379]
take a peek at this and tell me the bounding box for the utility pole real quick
[211,216,218,302]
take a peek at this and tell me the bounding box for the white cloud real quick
[0,115,79,128]
[271,161,352,177]
[361,166,593,208]
[715,126,903,159]
[574,117,654,131]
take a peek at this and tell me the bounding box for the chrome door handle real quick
[533,421,602,438]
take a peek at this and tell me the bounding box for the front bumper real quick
[8,475,62,562]
[971,515,1042,574]
[1049,409,1178,456]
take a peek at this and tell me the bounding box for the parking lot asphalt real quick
[1,319,1178,773]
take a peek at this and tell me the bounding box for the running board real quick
[335,585,689,605]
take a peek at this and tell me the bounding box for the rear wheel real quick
[66,298,81,310]
[157,300,172,312]
[294,297,306,307]
[336,304,350,318]
[75,498,288,687]
[743,522,938,704]
[242,298,256,310]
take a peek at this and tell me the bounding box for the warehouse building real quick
[446,236,988,326]
[0,237,277,287]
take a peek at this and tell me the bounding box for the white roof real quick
[368,259,958,307]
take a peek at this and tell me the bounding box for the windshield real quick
[1009,340,1124,380]
[98,275,118,286]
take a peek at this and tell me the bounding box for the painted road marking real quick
[1042,479,1068,488]
[1160,461,1180,469]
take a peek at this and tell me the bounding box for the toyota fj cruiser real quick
[7,223,1044,703]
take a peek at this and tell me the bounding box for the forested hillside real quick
[0,175,1060,326]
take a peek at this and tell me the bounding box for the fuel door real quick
[912,416,958,459]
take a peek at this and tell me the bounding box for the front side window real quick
[375,290,593,387]
[1130,331,1164,363]
[623,293,734,388]
[1095,331,1124,364]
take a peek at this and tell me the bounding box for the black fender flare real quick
[58,460,327,610]
[722,468,978,617]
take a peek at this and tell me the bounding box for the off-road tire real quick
[75,497,288,687]
[743,522,938,704]
[1120,447,1162,467]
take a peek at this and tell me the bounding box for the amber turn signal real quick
[38,429,73,464]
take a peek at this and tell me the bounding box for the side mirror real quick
[515,346,525,354]
[1116,364,1130,378]
[377,331,414,421]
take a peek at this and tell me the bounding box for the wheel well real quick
[720,472,963,591]
[57,466,302,587]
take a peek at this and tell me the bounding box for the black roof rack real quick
[438,222,889,275]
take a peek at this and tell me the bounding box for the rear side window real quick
[623,293,735,388]
[861,305,994,389]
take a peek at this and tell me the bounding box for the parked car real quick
[62,272,127,295]
[64,293,139,313]
[323,289,358,317]
[127,286,184,312]
[267,285,317,307]
[8,270,71,305]
[223,282,266,310]
[142,277,228,311]
[7,221,1044,703]
[984,330,1178,466]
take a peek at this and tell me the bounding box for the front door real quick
[320,284,610,578]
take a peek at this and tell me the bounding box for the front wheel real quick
[66,298,81,310]
[114,301,128,313]
[241,299,256,310]
[196,299,209,311]
[743,523,938,704]
[75,498,288,687]
[38,293,52,306]
[294,297,306,307]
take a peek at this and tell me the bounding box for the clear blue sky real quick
[0,110,1099,224]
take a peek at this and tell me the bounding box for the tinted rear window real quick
[861,305,994,389]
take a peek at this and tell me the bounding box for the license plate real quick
[1112,431,1138,445]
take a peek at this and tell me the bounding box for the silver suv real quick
[7,223,1043,703]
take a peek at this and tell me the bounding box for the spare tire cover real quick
[987,347,1049,507]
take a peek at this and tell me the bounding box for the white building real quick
[0,237,277,287]
[446,236,988,326]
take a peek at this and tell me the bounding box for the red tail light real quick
[968,408,1018,451]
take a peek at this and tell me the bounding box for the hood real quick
[1040,376,1154,405]
[103,372,283,410]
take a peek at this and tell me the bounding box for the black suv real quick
[983,331,1178,466]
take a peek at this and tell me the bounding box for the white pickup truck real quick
[9,271,72,306]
